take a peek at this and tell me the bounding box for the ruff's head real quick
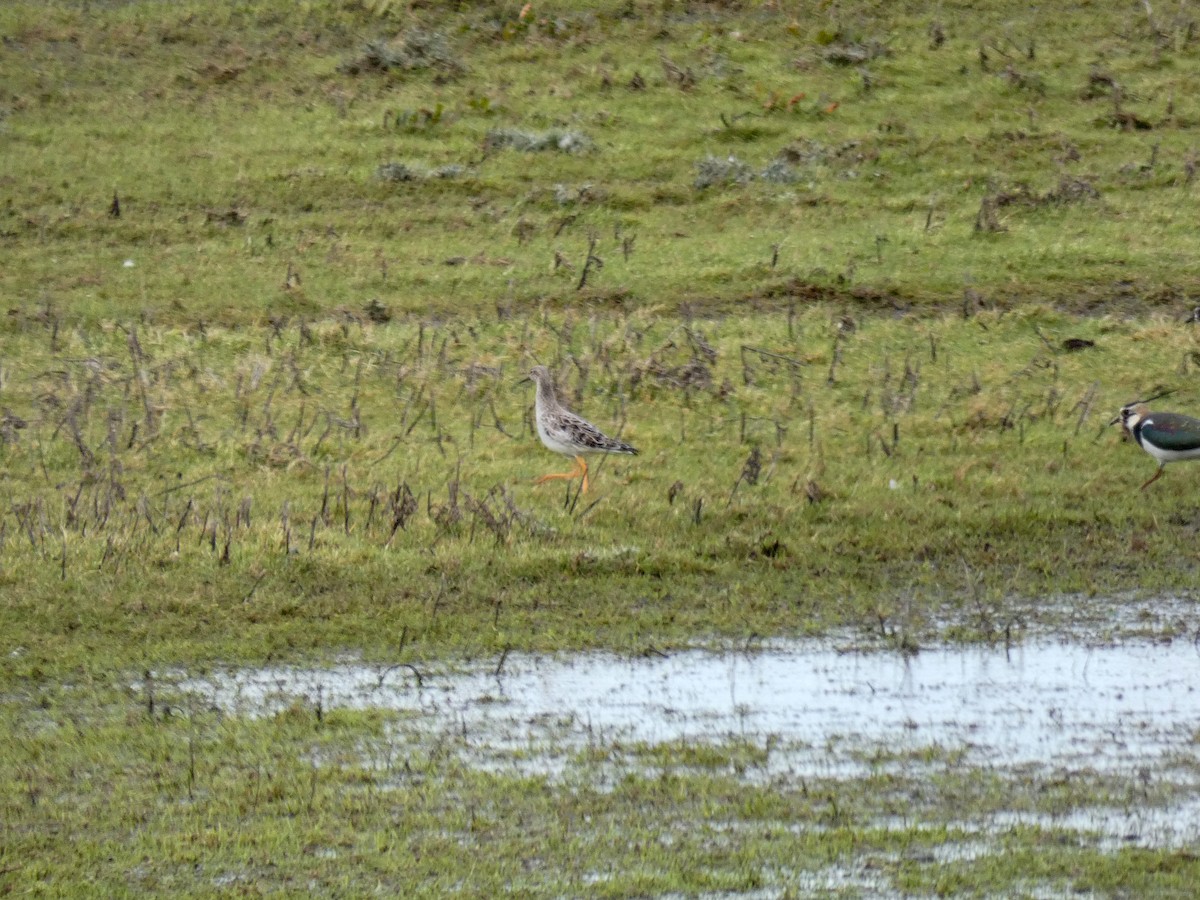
[524,365,558,403]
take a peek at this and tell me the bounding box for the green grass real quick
[2,306,1199,677]
[4,308,1200,895]
[6,0,1200,895]
[4,0,1200,325]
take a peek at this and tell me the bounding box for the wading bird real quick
[1110,400,1200,490]
[524,365,638,494]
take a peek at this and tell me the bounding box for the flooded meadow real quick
[168,599,1200,882]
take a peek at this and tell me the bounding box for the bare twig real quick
[577,234,603,290]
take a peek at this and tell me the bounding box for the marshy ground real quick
[4,0,1200,895]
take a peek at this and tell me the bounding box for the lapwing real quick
[1110,400,1200,490]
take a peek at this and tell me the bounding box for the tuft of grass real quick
[338,29,466,77]
[693,153,755,189]
[484,127,594,153]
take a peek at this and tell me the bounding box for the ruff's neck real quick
[536,377,559,408]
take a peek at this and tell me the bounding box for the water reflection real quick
[180,637,1200,775]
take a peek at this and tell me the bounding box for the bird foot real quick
[533,457,590,493]
[533,471,578,485]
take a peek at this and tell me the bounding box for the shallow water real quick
[181,637,1200,775]
[173,635,1200,855]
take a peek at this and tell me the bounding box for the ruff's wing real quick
[546,408,638,455]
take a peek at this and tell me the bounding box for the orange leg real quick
[1140,465,1165,491]
[533,455,590,493]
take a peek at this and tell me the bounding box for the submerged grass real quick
[6,682,1200,897]
[6,0,1200,894]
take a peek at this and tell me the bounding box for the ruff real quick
[526,365,638,493]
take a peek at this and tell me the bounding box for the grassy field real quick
[5,0,1200,325]
[5,0,1200,895]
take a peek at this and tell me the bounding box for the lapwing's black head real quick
[1109,402,1149,431]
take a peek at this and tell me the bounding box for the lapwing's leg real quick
[533,457,586,487]
[1140,464,1166,491]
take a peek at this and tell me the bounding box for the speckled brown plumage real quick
[526,365,637,493]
